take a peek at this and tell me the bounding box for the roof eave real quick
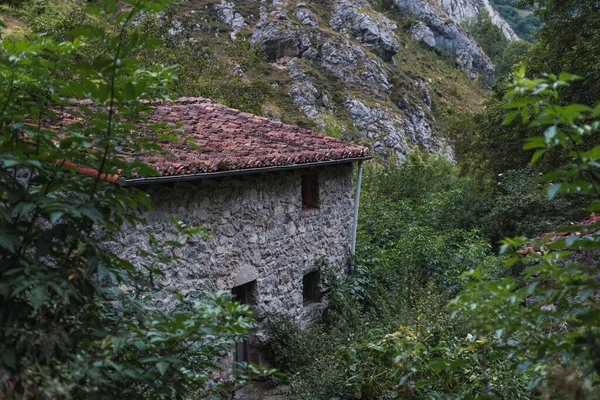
[119,156,373,187]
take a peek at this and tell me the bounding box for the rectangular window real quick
[302,271,320,305]
[301,174,319,211]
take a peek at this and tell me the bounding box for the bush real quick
[265,153,518,399]
[0,1,271,397]
[480,167,586,246]
[453,70,600,398]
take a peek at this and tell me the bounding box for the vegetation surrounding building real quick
[0,0,599,398]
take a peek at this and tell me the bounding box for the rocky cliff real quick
[178,0,510,163]
[394,0,518,76]
[438,0,519,40]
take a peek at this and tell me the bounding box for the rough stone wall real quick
[120,163,355,331]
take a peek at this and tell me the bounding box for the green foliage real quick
[11,0,272,116]
[268,284,531,399]
[0,1,271,398]
[479,167,584,247]
[495,39,531,77]
[318,113,344,140]
[0,0,29,6]
[469,11,510,68]
[524,0,600,106]
[453,70,600,398]
[367,150,457,202]
[194,78,272,116]
[13,0,91,42]
[340,292,529,399]
[457,0,600,186]
[452,80,586,246]
[265,315,338,375]
[265,154,528,398]
[267,132,596,397]
[468,10,531,78]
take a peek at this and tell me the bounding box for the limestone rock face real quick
[251,22,302,61]
[318,42,392,98]
[410,23,436,48]
[330,0,399,60]
[437,0,519,41]
[216,0,248,40]
[183,0,516,162]
[216,0,247,30]
[295,4,318,27]
[393,0,494,76]
[288,59,324,119]
[345,92,444,161]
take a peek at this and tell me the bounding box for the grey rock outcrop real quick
[346,97,444,161]
[288,59,325,119]
[346,99,409,158]
[438,0,519,41]
[251,0,313,61]
[295,4,318,27]
[216,0,247,40]
[330,0,399,61]
[393,0,494,76]
[251,22,302,61]
[410,23,436,48]
[318,42,391,98]
[214,0,507,161]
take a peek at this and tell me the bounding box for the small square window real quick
[302,271,320,305]
[301,174,319,211]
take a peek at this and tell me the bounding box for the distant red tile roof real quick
[518,213,600,254]
[133,97,370,178]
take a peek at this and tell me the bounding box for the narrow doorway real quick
[231,280,256,371]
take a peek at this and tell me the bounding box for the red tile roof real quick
[129,97,370,178]
[518,213,600,254]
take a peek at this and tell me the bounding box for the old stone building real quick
[112,98,371,365]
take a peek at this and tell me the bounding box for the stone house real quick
[110,98,371,365]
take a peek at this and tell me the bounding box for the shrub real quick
[265,153,516,399]
[0,1,271,397]
[453,70,600,398]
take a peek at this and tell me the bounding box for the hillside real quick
[490,0,541,42]
[0,0,519,164]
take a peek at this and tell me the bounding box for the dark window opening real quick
[301,174,319,211]
[303,271,320,305]
[232,280,256,370]
[232,280,256,306]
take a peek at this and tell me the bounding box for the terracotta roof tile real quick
[132,97,370,177]
[50,98,371,180]
[518,213,600,254]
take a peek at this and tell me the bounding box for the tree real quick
[524,0,600,105]
[469,10,510,70]
[495,39,530,77]
[0,1,269,398]
[468,11,531,78]
[453,69,600,398]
